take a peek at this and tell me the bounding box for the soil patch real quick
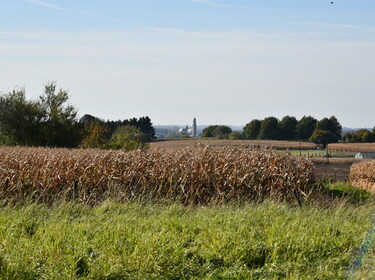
[311,158,361,182]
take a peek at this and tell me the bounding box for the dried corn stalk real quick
[0,146,315,204]
[349,160,375,194]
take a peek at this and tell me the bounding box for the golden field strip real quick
[0,146,314,204]
[151,139,318,151]
[329,143,375,153]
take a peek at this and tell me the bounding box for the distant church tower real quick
[192,118,197,138]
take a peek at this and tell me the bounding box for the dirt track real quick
[311,158,361,182]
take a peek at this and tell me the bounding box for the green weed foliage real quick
[0,200,374,279]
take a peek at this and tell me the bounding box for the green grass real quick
[328,182,373,203]
[277,149,322,157]
[0,200,374,279]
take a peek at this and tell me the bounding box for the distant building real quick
[178,118,197,137]
[178,125,193,136]
[355,152,375,159]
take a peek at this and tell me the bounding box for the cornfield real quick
[350,160,375,194]
[329,143,375,153]
[0,146,315,204]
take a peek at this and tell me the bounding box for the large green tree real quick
[328,116,342,141]
[279,116,298,140]
[80,114,103,125]
[295,116,317,141]
[309,129,337,146]
[243,119,261,139]
[0,88,43,146]
[0,82,82,147]
[315,116,342,143]
[80,121,109,149]
[258,117,279,140]
[201,126,216,137]
[134,116,156,142]
[109,125,148,150]
[202,125,232,139]
[105,116,155,142]
[38,82,82,147]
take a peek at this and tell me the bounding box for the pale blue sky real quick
[1,0,375,127]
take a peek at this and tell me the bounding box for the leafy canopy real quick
[0,83,81,147]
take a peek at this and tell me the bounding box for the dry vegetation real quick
[151,139,318,151]
[329,143,375,153]
[0,146,315,204]
[150,140,360,182]
[350,160,375,194]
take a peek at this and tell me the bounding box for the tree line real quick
[2,83,373,148]
[0,82,156,150]
[203,115,344,145]
[80,114,155,150]
[342,128,375,143]
[244,115,343,145]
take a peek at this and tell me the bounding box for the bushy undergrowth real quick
[0,146,314,205]
[0,200,374,279]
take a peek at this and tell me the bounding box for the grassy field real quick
[149,139,364,183]
[0,199,374,280]
[278,149,326,157]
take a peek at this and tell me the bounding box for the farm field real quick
[2,0,375,278]
[329,143,375,153]
[150,139,318,151]
[0,145,374,279]
[151,139,361,182]
[0,146,315,205]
